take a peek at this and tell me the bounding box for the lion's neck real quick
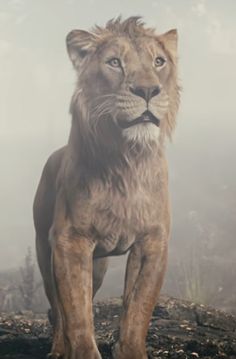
[66,113,164,185]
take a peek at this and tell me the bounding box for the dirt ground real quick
[0,296,236,359]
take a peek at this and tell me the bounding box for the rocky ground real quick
[0,296,236,359]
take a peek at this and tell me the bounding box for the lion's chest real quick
[73,174,164,256]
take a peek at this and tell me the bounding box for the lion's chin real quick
[122,121,161,145]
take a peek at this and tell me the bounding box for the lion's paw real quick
[112,342,148,359]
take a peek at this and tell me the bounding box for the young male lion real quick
[33,17,180,359]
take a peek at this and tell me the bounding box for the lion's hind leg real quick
[92,257,109,298]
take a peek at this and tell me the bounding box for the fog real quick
[0,0,236,311]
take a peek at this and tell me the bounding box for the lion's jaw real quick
[67,17,179,149]
[122,121,160,144]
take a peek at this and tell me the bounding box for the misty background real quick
[0,0,235,312]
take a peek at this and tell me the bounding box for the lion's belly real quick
[94,233,135,257]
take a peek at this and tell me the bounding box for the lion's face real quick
[67,18,179,146]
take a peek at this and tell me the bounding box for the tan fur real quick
[33,17,180,359]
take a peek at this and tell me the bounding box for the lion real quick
[33,17,180,359]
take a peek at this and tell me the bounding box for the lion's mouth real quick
[118,110,160,129]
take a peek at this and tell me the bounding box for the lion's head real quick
[67,17,180,150]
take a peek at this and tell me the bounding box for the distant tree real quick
[165,210,236,312]
[19,247,35,311]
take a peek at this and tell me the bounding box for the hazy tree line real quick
[0,248,48,313]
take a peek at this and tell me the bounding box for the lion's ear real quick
[66,30,97,68]
[158,29,178,60]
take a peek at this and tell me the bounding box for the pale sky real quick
[0,0,236,270]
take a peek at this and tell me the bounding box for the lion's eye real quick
[155,56,166,67]
[107,58,121,68]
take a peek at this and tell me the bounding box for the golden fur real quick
[33,17,180,359]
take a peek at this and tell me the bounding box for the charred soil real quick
[0,296,236,359]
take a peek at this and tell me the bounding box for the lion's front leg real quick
[52,227,101,359]
[113,230,168,359]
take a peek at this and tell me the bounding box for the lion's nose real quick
[129,85,161,102]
